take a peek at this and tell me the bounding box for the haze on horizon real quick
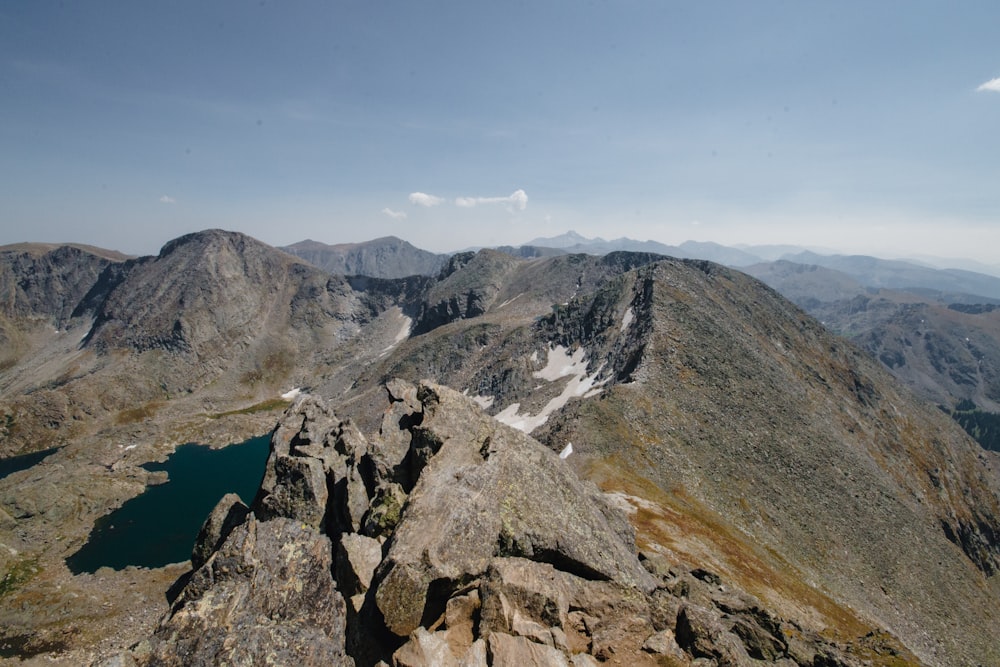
[2,2,998,266]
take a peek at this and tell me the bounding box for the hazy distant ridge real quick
[281,236,447,278]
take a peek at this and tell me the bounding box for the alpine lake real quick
[65,434,271,574]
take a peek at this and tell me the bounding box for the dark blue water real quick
[0,447,60,481]
[65,434,271,573]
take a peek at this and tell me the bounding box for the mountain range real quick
[273,231,1000,437]
[1,229,999,665]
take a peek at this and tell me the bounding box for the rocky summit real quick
[131,382,893,667]
[2,230,999,665]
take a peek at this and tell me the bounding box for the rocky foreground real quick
[111,381,912,667]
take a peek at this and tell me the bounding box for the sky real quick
[2,1,999,265]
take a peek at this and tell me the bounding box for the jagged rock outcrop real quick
[139,517,353,667]
[373,381,656,638]
[132,381,902,667]
[411,250,522,335]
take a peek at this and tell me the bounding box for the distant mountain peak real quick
[524,230,606,248]
[281,236,446,278]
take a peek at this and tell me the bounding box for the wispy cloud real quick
[976,77,1000,92]
[159,195,176,204]
[408,192,445,207]
[455,189,528,211]
[382,207,407,220]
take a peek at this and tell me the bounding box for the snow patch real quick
[381,315,413,355]
[533,345,587,382]
[494,344,608,434]
[393,316,412,344]
[620,307,634,332]
[497,293,524,308]
[472,395,495,409]
[281,387,302,401]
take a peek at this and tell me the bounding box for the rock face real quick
[133,382,905,667]
[141,517,353,666]
[282,236,447,279]
[0,242,130,325]
[373,382,656,638]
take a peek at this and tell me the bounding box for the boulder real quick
[374,382,655,637]
[142,517,353,666]
[336,532,383,598]
[254,452,328,528]
[641,628,687,660]
[676,603,754,667]
[479,558,572,638]
[443,590,480,656]
[392,627,457,667]
[486,632,569,667]
[190,492,248,570]
[253,394,378,535]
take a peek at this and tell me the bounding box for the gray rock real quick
[254,452,329,528]
[375,379,421,487]
[272,395,341,457]
[190,492,248,570]
[486,632,569,667]
[342,463,370,533]
[458,638,487,667]
[254,396,338,528]
[144,517,353,666]
[392,627,458,667]
[253,395,379,536]
[479,558,572,637]
[676,603,754,667]
[336,532,383,598]
[728,615,785,661]
[374,382,655,637]
[362,481,407,538]
[642,628,686,659]
[676,603,726,659]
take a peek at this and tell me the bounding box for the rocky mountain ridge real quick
[1,229,999,665]
[282,236,447,279]
[132,382,913,666]
[746,260,1000,417]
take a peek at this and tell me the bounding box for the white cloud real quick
[976,77,1000,92]
[159,195,176,204]
[382,207,407,220]
[454,189,528,211]
[408,192,445,207]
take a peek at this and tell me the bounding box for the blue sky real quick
[2,1,999,263]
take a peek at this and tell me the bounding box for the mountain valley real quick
[1,231,999,665]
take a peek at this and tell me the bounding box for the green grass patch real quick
[206,398,291,419]
[115,401,164,425]
[0,557,40,599]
